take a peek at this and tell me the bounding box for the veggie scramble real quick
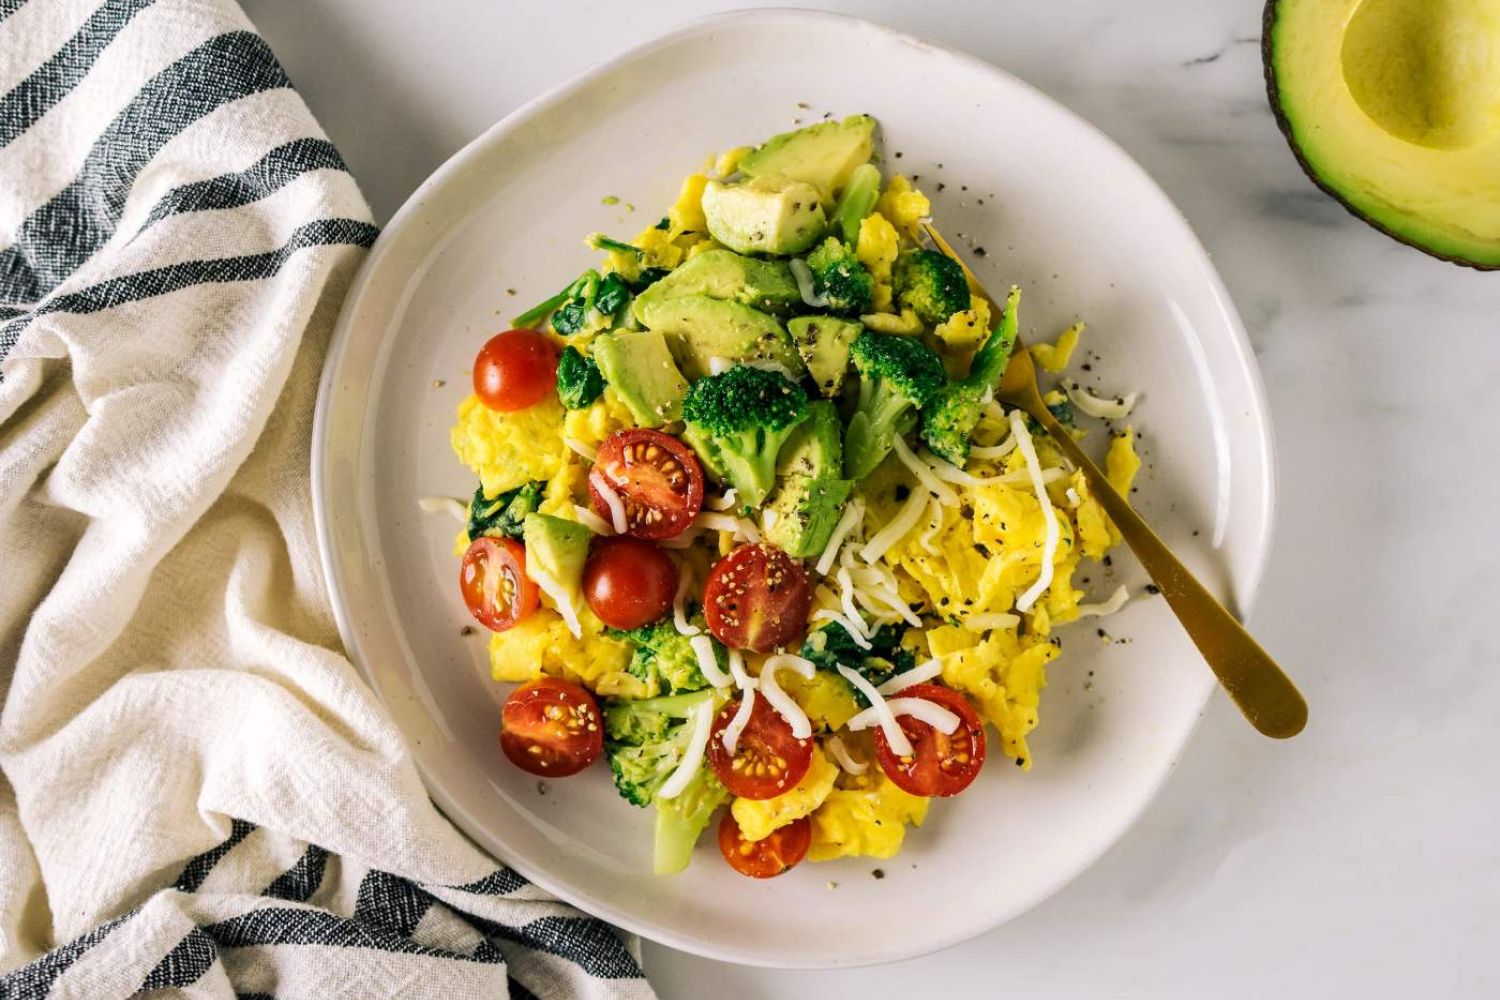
[445,114,1142,879]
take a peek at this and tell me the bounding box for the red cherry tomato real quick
[460,537,539,632]
[588,429,705,540]
[499,677,603,777]
[718,811,811,879]
[706,695,814,799]
[581,536,678,630]
[872,684,986,797]
[473,329,558,411]
[702,543,812,652]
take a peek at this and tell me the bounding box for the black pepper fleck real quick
[872,869,886,880]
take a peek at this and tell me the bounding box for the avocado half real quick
[1264,0,1500,269]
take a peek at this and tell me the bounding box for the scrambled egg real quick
[603,174,716,278]
[1030,322,1084,372]
[488,606,646,697]
[451,394,570,498]
[856,211,899,312]
[929,296,993,378]
[731,749,839,843]
[875,175,931,238]
[715,145,752,177]
[926,623,1055,768]
[808,764,930,861]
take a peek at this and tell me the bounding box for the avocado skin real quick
[1262,0,1498,270]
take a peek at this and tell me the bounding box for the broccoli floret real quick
[604,690,718,805]
[800,621,916,707]
[604,689,731,873]
[834,163,881,244]
[611,618,718,695]
[920,285,1021,466]
[466,481,544,540]
[654,766,729,875]
[842,332,947,481]
[805,237,873,317]
[556,346,605,409]
[894,249,971,325]
[681,365,811,506]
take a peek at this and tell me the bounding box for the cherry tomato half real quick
[499,677,603,777]
[872,684,986,797]
[473,329,558,412]
[706,695,813,799]
[702,543,812,652]
[588,429,705,540]
[460,536,539,632]
[582,536,678,630]
[718,811,811,879]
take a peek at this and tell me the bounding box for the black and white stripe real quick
[0,2,656,997]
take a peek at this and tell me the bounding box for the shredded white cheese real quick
[876,657,944,695]
[657,700,714,800]
[811,609,873,650]
[970,438,1017,461]
[847,697,961,737]
[693,511,760,543]
[525,561,582,639]
[859,483,931,563]
[727,648,756,690]
[1011,409,1060,614]
[834,566,870,640]
[761,508,778,533]
[417,496,469,523]
[815,500,865,576]
[672,569,699,636]
[419,496,469,524]
[1077,584,1131,618]
[721,686,756,755]
[563,437,597,462]
[707,356,734,376]
[892,435,960,506]
[836,665,913,758]
[1066,487,1082,507]
[788,257,830,308]
[589,471,628,534]
[708,488,739,511]
[572,504,615,536]
[760,654,815,739]
[825,734,868,775]
[1062,378,1139,420]
[689,635,734,688]
[917,495,944,555]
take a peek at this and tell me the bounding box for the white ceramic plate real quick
[313,9,1275,969]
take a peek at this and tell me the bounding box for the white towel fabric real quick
[0,1,655,997]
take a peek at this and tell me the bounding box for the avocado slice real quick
[701,176,827,256]
[765,402,852,558]
[776,399,843,479]
[737,115,877,204]
[634,294,804,381]
[787,315,861,399]
[631,249,802,319]
[522,512,591,603]
[1266,0,1500,267]
[591,329,688,427]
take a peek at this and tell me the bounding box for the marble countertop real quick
[239,1,1500,995]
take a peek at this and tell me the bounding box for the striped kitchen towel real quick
[0,2,655,998]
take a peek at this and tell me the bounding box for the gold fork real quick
[921,223,1307,739]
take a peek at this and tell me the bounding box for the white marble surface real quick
[240,1,1500,996]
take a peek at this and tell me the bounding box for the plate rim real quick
[312,5,1279,968]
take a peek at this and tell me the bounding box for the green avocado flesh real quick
[1266,0,1500,267]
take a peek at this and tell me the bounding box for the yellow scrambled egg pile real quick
[451,167,1142,863]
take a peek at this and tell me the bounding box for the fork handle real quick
[1029,404,1308,738]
